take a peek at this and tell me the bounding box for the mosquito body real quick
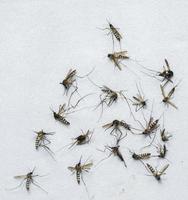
[12,168,47,193]
[34,130,55,159]
[142,59,174,86]
[132,152,151,160]
[146,163,169,181]
[52,104,70,125]
[68,157,93,185]
[97,136,127,167]
[103,119,134,137]
[154,144,167,158]
[108,51,129,70]
[160,128,172,142]
[132,83,147,111]
[160,84,178,109]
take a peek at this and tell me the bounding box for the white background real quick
[0,0,188,199]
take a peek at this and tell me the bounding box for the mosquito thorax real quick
[112,120,120,126]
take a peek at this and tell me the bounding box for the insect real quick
[108,51,129,70]
[131,83,147,112]
[11,168,47,193]
[160,128,172,142]
[146,163,169,181]
[60,68,94,96]
[102,119,137,137]
[99,20,122,49]
[160,84,178,109]
[34,130,55,159]
[88,78,132,120]
[51,94,91,125]
[58,129,93,151]
[141,59,174,86]
[153,144,168,159]
[68,156,93,185]
[130,151,151,160]
[97,136,127,167]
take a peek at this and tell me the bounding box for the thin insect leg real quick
[7,179,26,191]
[111,33,115,51]
[76,67,95,79]
[80,173,90,200]
[31,180,48,194]
[95,152,113,167]
[140,131,157,150]
[67,85,78,107]
[40,145,56,161]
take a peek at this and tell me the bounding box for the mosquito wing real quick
[160,85,166,98]
[82,163,93,170]
[14,175,27,179]
[165,59,170,70]
[102,122,113,129]
[114,51,128,57]
[68,166,76,172]
[159,164,169,175]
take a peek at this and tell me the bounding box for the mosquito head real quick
[107,54,113,58]
[155,174,161,181]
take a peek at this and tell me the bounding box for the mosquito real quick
[102,119,137,137]
[60,68,94,96]
[68,156,93,185]
[153,144,168,159]
[141,59,174,87]
[88,78,132,120]
[146,163,169,181]
[10,168,47,193]
[160,128,172,142]
[98,20,122,50]
[131,83,147,112]
[97,135,127,167]
[128,149,151,161]
[108,51,129,70]
[160,84,178,109]
[34,130,55,159]
[58,129,93,151]
[51,94,91,125]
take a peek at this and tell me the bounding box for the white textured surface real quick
[0,0,188,199]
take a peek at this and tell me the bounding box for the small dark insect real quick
[11,168,47,193]
[59,129,93,150]
[103,119,137,137]
[68,156,93,185]
[34,130,55,159]
[160,84,178,109]
[130,150,151,160]
[160,128,172,142]
[108,51,129,70]
[146,163,169,181]
[99,21,122,49]
[131,83,147,112]
[51,94,91,126]
[60,68,94,96]
[141,59,174,87]
[52,104,70,125]
[88,78,132,120]
[153,144,168,159]
[97,136,127,167]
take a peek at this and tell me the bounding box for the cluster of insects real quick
[9,20,180,198]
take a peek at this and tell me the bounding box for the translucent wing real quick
[14,175,27,179]
[102,122,113,129]
[165,59,170,70]
[82,163,93,170]
[114,51,128,57]
[68,166,76,172]
[159,164,169,175]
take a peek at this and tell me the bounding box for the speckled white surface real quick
[0,0,188,199]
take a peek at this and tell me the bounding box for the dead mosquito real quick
[141,59,174,87]
[60,68,94,96]
[98,20,122,49]
[68,156,93,185]
[160,84,179,109]
[34,130,55,159]
[51,94,91,126]
[146,163,169,181]
[88,78,132,120]
[160,128,172,142]
[131,83,147,112]
[102,119,137,137]
[58,129,93,151]
[153,143,168,159]
[128,149,151,161]
[10,167,47,193]
[97,135,127,168]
